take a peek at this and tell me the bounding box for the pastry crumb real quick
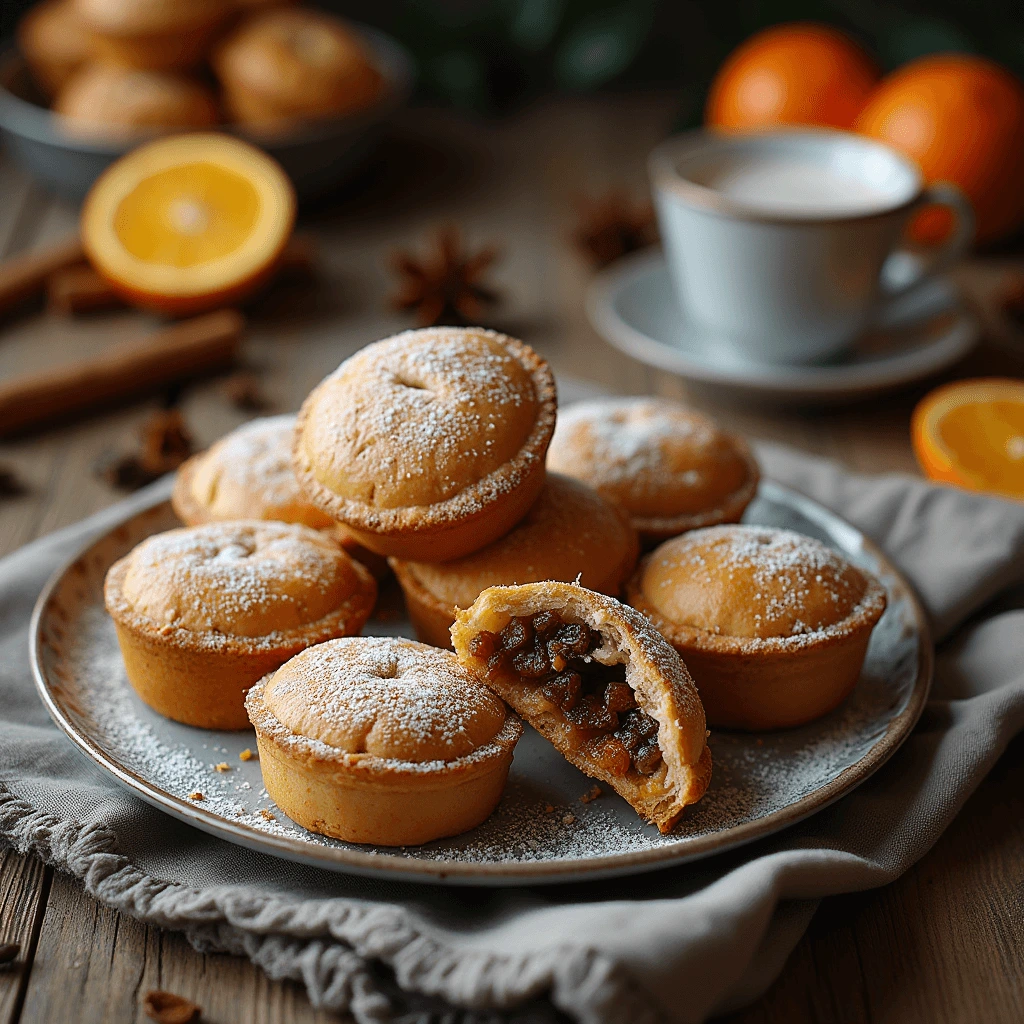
[258,808,276,821]
[239,748,256,761]
[580,785,602,804]
[214,762,230,773]
[562,813,576,825]
[188,791,204,801]
[544,804,554,813]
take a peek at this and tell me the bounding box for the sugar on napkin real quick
[2,441,1024,1023]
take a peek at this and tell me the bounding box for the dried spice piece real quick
[96,409,195,492]
[0,942,19,965]
[572,190,658,268]
[221,371,272,412]
[276,233,318,280]
[1000,275,1024,331]
[0,466,27,498]
[391,226,501,327]
[142,990,201,1023]
[47,264,124,315]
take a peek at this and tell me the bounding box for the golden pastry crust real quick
[213,8,384,126]
[452,582,711,833]
[294,327,558,561]
[173,415,335,530]
[105,520,377,730]
[546,398,759,543]
[627,525,887,730]
[75,0,231,70]
[54,66,219,136]
[391,473,639,648]
[172,415,390,580]
[246,636,523,845]
[18,0,91,97]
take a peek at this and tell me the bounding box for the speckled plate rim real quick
[29,482,932,886]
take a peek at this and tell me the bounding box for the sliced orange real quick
[81,133,296,316]
[912,378,1024,499]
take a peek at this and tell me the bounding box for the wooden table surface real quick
[0,95,1022,1024]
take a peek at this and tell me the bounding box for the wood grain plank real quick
[18,871,342,1024]
[0,851,50,1024]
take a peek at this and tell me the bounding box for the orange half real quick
[81,133,296,315]
[912,378,1024,499]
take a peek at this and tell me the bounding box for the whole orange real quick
[856,55,1024,246]
[706,23,879,131]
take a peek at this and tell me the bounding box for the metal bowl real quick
[0,25,414,202]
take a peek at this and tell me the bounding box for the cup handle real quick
[878,181,975,305]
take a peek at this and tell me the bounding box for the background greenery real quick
[3,0,1022,119]
[333,0,1024,118]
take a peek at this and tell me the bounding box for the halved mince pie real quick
[451,581,711,833]
[627,525,888,730]
[390,473,639,648]
[546,398,759,545]
[293,326,557,562]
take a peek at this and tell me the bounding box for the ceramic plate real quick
[587,250,979,403]
[31,483,930,886]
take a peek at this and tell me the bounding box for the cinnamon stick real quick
[0,309,244,437]
[47,264,124,315]
[0,236,85,317]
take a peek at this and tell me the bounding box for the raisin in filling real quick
[468,612,663,777]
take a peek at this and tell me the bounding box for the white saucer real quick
[586,250,980,403]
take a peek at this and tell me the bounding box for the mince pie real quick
[452,581,711,833]
[173,415,388,579]
[546,398,759,544]
[293,327,557,561]
[627,525,887,730]
[246,636,523,845]
[390,473,638,648]
[213,7,384,127]
[105,520,377,730]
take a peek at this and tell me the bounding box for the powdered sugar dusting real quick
[647,524,886,649]
[193,415,315,521]
[38,487,921,877]
[255,636,508,764]
[554,398,714,479]
[297,328,556,526]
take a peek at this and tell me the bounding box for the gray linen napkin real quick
[3,443,1024,1024]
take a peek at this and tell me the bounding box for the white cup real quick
[649,129,974,364]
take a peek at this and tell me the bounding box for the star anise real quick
[96,409,194,491]
[572,189,658,268]
[221,371,272,412]
[390,226,501,327]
